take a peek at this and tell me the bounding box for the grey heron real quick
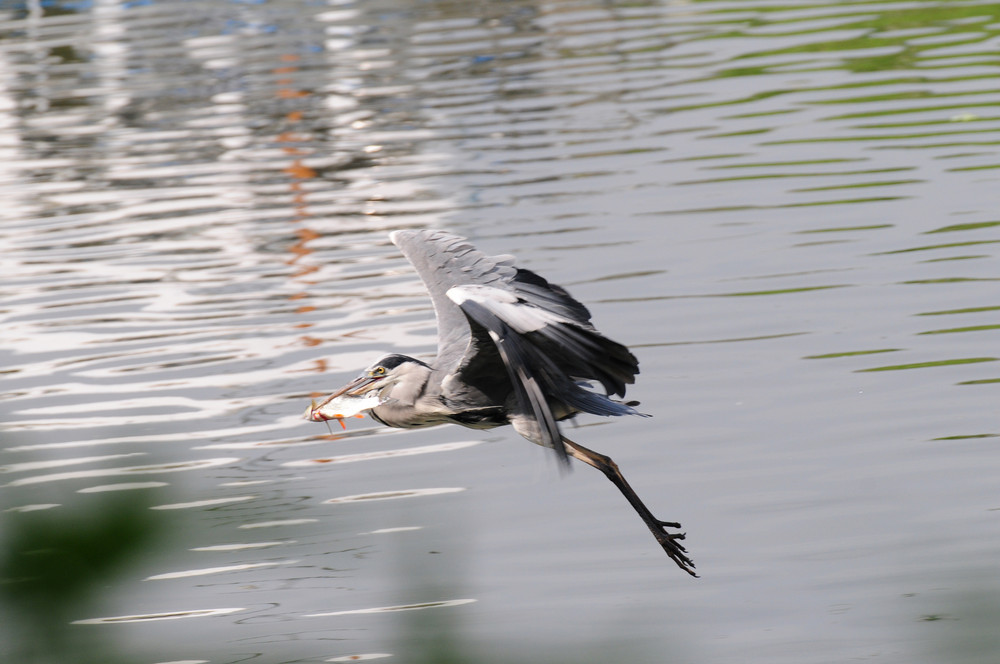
[312,229,696,576]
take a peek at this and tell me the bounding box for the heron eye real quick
[372,366,386,376]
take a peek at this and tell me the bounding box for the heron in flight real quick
[312,229,696,576]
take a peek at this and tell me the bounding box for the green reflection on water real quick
[715,284,848,297]
[917,305,1000,315]
[921,254,991,263]
[948,163,1000,171]
[804,348,901,359]
[677,166,913,186]
[918,324,1000,335]
[791,178,922,192]
[712,1,1000,74]
[958,377,1000,385]
[797,224,894,233]
[857,114,1000,129]
[876,240,1000,254]
[926,221,1000,233]
[903,277,1000,284]
[856,357,997,372]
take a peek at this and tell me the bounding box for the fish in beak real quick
[304,373,387,426]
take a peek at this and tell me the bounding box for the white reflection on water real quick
[4,457,240,486]
[6,421,303,451]
[304,598,476,618]
[360,527,422,535]
[146,560,299,581]
[150,495,256,510]
[73,607,245,625]
[4,503,60,512]
[0,452,144,473]
[218,479,277,487]
[6,394,275,431]
[323,487,466,504]
[78,481,170,493]
[191,541,292,552]
[280,440,480,466]
[238,519,319,530]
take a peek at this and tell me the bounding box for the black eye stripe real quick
[376,354,410,370]
[369,354,429,372]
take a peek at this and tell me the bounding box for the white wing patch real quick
[446,285,568,334]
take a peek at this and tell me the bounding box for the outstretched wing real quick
[390,229,517,372]
[390,229,642,465]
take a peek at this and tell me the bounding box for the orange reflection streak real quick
[284,162,317,179]
[275,58,363,436]
[272,52,328,369]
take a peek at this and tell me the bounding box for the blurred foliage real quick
[0,493,167,664]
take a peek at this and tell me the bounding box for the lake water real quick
[2,0,1000,662]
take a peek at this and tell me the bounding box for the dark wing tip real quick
[512,268,592,325]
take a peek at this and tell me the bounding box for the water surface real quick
[2,0,1000,662]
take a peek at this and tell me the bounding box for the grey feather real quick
[390,229,517,374]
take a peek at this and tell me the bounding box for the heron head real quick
[327,353,430,400]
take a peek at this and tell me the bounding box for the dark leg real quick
[563,437,697,577]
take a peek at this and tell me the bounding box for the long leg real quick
[563,437,697,577]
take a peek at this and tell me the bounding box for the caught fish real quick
[304,392,383,430]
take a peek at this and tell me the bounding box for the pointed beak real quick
[320,374,381,403]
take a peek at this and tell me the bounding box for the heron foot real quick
[651,522,697,577]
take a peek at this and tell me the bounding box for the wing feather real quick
[390,229,516,372]
[454,297,569,464]
[448,285,645,462]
